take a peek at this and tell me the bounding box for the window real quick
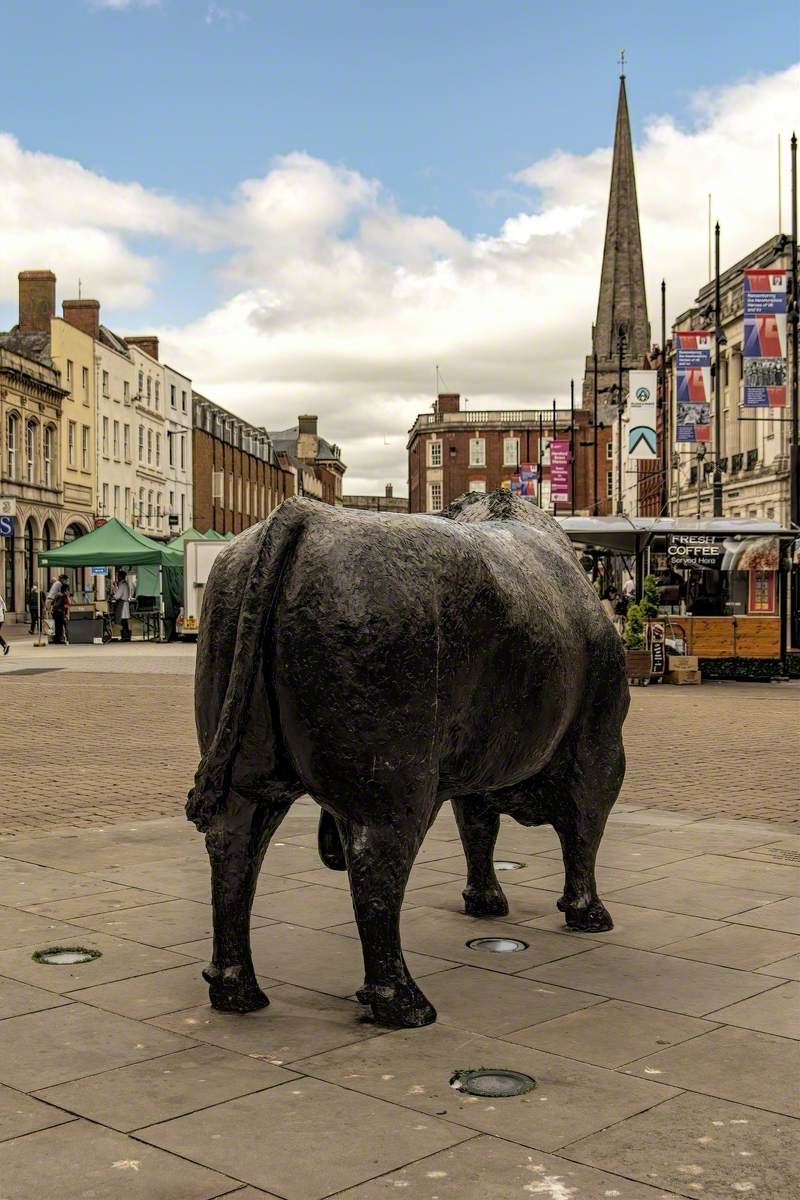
[179,437,185,471]
[212,471,223,501]
[146,376,152,401]
[606,442,614,461]
[147,490,153,521]
[469,438,486,467]
[154,381,160,410]
[81,425,89,470]
[68,421,76,468]
[124,488,131,520]
[25,419,36,483]
[112,420,120,458]
[123,380,130,405]
[157,491,163,521]
[427,440,443,468]
[113,485,120,516]
[102,483,109,514]
[237,476,242,512]
[170,384,176,408]
[43,425,53,486]
[180,493,185,528]
[102,416,109,457]
[503,437,520,467]
[66,359,73,385]
[138,426,144,462]
[155,433,161,468]
[138,370,144,396]
[169,490,175,515]
[147,429,153,465]
[606,470,614,499]
[81,366,89,393]
[138,487,144,523]
[124,424,130,461]
[470,480,487,493]
[6,413,17,477]
[102,370,109,397]
[168,433,174,467]
[428,481,443,512]
[181,390,187,413]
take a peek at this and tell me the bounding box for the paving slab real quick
[330,906,595,974]
[726,895,800,934]
[537,841,703,872]
[34,1044,297,1132]
[705,980,800,1038]
[0,858,131,905]
[137,1077,473,1200]
[0,1001,194,1091]
[289,863,463,893]
[525,865,676,894]
[0,1081,74,1142]
[294,1023,679,1151]
[0,1119,238,1200]
[172,923,455,999]
[623,1025,800,1116]
[329,1134,685,1199]
[262,842,327,876]
[416,964,604,1035]
[523,901,727,950]
[422,852,563,884]
[665,853,800,895]
[756,951,800,979]
[250,883,357,928]
[149,983,391,1063]
[505,999,716,1068]
[21,886,170,919]
[0,974,70,1020]
[657,923,800,970]
[0,904,103,951]
[521,944,779,1016]
[0,930,199,993]
[630,825,788,853]
[70,898,270,948]
[400,880,563,920]
[563,1091,800,1200]
[604,876,780,919]
[64,962,244,1020]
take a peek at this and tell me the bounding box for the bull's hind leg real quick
[204,790,293,1012]
[345,811,437,1029]
[452,796,509,917]
[552,729,625,933]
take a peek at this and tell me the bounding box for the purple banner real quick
[550,439,570,504]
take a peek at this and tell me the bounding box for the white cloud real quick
[88,1,161,10]
[2,64,796,493]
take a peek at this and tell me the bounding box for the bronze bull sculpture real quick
[188,490,629,1028]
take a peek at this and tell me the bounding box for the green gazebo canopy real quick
[38,518,182,568]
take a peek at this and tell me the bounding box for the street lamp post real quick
[713,222,724,517]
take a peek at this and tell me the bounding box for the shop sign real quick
[91,566,109,576]
[649,621,666,675]
[666,534,725,569]
[0,515,12,537]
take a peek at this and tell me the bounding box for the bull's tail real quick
[186,501,307,832]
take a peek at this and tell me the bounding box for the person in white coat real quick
[114,570,132,641]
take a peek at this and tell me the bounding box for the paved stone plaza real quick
[0,636,798,1198]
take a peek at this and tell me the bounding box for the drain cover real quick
[466,936,528,953]
[494,860,525,871]
[33,946,101,966]
[451,1068,536,1097]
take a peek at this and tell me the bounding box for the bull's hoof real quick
[557,896,613,932]
[357,980,437,1029]
[463,886,509,918]
[203,963,269,1013]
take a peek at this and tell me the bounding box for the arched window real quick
[147,429,152,464]
[138,487,145,526]
[155,433,161,467]
[26,419,37,483]
[156,492,163,523]
[43,425,54,487]
[148,490,153,520]
[6,413,18,478]
[24,518,37,598]
[3,517,16,607]
[138,425,144,462]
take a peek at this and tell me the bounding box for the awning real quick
[556,515,796,555]
[38,518,182,568]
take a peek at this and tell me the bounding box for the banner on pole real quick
[549,440,570,504]
[628,370,658,460]
[743,268,787,408]
[674,331,712,443]
[510,463,538,496]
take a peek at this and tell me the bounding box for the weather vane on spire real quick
[618,48,626,77]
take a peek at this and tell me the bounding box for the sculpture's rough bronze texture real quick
[188,491,629,1028]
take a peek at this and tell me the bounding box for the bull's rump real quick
[270,510,606,808]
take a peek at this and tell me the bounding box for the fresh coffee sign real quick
[666,534,725,569]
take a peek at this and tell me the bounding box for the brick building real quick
[407,393,613,515]
[192,393,294,534]
[269,416,346,505]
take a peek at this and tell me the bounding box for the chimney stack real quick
[18,270,56,333]
[62,299,100,341]
[296,414,319,460]
[385,483,394,498]
[125,335,159,361]
[435,393,460,417]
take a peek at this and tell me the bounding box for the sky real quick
[0,1,797,492]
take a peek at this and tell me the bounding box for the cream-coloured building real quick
[164,361,193,534]
[127,338,168,539]
[669,234,792,523]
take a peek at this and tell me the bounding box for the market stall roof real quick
[38,518,182,568]
[204,530,228,541]
[555,515,796,554]
[168,527,214,550]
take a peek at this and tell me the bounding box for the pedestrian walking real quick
[28,584,44,634]
[0,591,9,655]
[114,570,132,641]
[46,574,69,645]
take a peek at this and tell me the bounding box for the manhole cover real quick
[466,937,528,953]
[494,860,525,871]
[451,1068,536,1097]
[33,946,101,966]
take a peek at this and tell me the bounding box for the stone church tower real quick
[582,72,650,420]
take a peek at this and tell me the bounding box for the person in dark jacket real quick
[28,585,45,634]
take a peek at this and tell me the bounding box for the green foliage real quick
[624,602,645,650]
[640,574,660,620]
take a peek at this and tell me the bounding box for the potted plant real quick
[624,601,651,682]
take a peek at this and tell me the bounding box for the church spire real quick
[591,73,650,367]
